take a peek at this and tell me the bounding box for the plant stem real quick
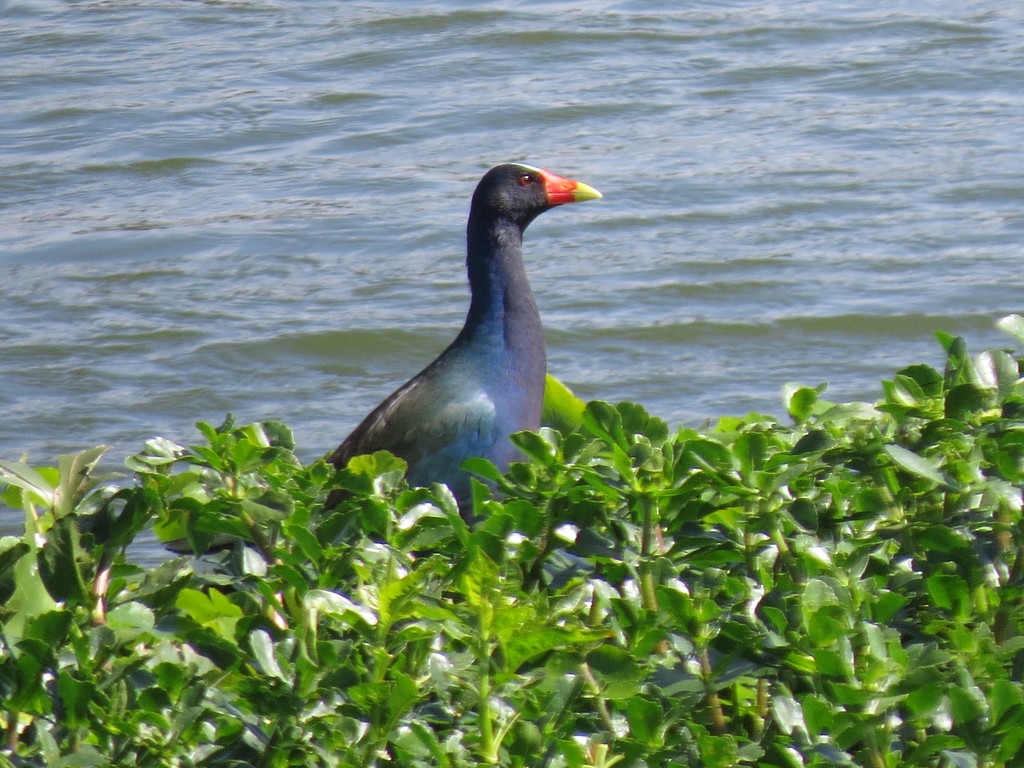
[478,600,497,763]
[755,678,769,738]
[699,646,727,735]
[768,517,802,586]
[478,661,496,763]
[863,729,886,768]
[6,711,17,752]
[638,495,659,612]
[579,662,616,734]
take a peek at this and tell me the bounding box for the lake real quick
[2,1,1021,554]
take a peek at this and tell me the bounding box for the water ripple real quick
[1,1,1021,531]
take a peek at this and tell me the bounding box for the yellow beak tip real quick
[573,182,603,202]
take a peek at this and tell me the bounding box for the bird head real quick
[471,163,602,230]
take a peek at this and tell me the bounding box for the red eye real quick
[518,173,534,187]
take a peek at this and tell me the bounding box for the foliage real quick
[3,318,1024,767]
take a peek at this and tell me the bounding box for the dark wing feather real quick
[328,371,499,487]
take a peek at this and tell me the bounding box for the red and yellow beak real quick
[536,167,603,206]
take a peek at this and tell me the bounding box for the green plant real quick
[3,317,1024,767]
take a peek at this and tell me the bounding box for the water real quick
[2,2,1022,553]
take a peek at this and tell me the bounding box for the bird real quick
[326,163,601,510]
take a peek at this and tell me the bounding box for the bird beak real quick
[542,171,603,205]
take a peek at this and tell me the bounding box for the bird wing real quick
[328,372,500,487]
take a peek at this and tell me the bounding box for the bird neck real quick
[460,218,544,361]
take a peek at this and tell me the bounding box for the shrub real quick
[2,317,1024,767]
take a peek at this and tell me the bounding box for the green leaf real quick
[906,682,945,716]
[0,539,31,604]
[542,373,586,433]
[873,590,908,624]
[989,678,1024,727]
[789,498,818,531]
[3,544,59,638]
[681,437,735,474]
[37,516,88,604]
[926,574,970,617]
[239,495,291,524]
[260,419,295,449]
[387,670,418,720]
[945,383,988,419]
[975,349,1019,401]
[305,588,378,627]
[619,400,669,443]
[510,429,559,467]
[694,727,739,768]
[506,721,543,760]
[461,456,503,483]
[625,696,663,745]
[734,432,767,476]
[791,429,831,455]
[587,645,643,699]
[883,444,950,487]
[503,628,578,672]
[106,602,155,636]
[175,587,243,641]
[0,460,55,506]
[801,694,833,736]
[996,313,1024,346]
[898,364,945,396]
[345,450,408,481]
[948,684,985,724]
[811,648,850,677]
[55,446,110,517]
[582,400,629,451]
[801,578,838,614]
[287,523,323,563]
[807,604,849,646]
[250,629,287,681]
[24,609,74,646]
[772,692,806,736]
[402,720,452,766]
[57,670,95,728]
[124,436,186,472]
[784,383,824,423]
[941,334,989,394]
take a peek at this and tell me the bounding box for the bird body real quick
[328,164,600,505]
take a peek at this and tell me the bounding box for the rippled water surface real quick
[2,1,1022,546]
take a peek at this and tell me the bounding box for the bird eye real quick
[517,173,534,187]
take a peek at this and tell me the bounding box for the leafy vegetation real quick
[3,317,1024,767]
